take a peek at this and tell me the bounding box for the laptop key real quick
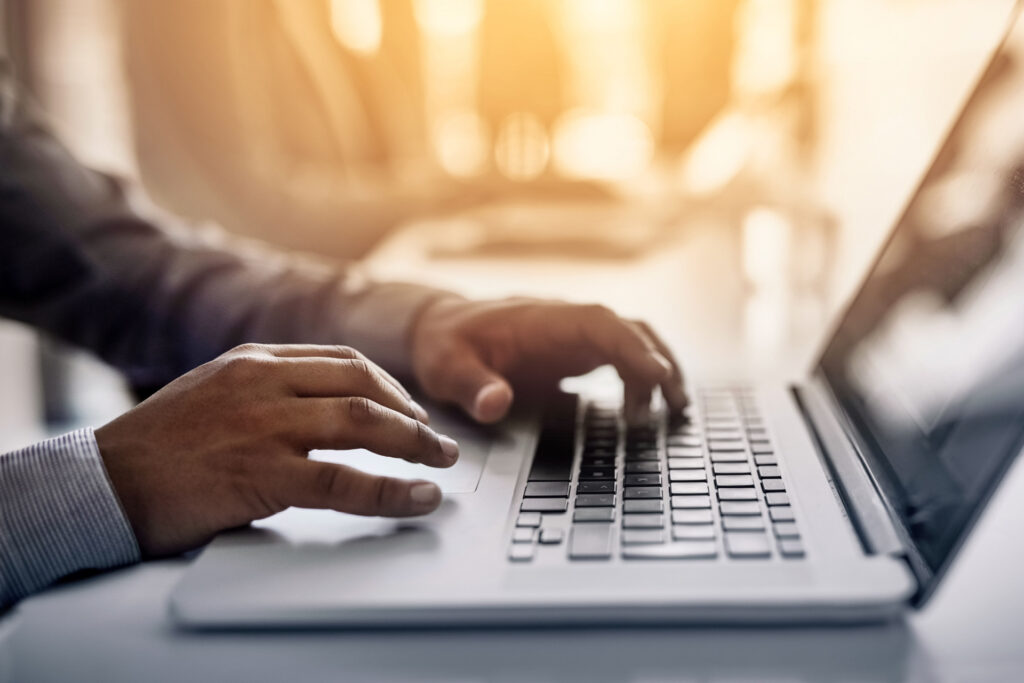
[667,436,702,448]
[765,492,790,506]
[625,462,661,474]
[539,528,564,545]
[624,486,662,499]
[713,462,751,474]
[708,441,745,452]
[580,456,616,469]
[624,473,662,486]
[569,523,614,559]
[524,482,571,497]
[754,455,778,466]
[512,527,536,543]
[574,507,615,522]
[758,466,782,478]
[715,474,755,487]
[751,443,774,454]
[516,512,542,527]
[761,479,786,492]
[671,495,712,509]
[773,522,800,538]
[672,509,713,524]
[710,452,747,463]
[624,499,664,513]
[622,541,718,560]
[579,468,616,480]
[621,529,665,545]
[576,494,616,507]
[672,525,716,540]
[722,516,766,531]
[668,457,705,470]
[669,469,708,482]
[521,498,568,513]
[577,481,616,494]
[720,501,761,515]
[509,544,536,562]
[624,451,661,462]
[770,506,795,522]
[724,532,771,558]
[667,446,703,458]
[622,513,664,528]
[717,488,757,501]
[779,538,806,558]
[670,482,709,495]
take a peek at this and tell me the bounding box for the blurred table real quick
[5,213,1024,683]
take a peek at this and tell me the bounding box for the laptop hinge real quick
[792,381,905,557]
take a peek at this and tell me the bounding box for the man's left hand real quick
[410,297,688,424]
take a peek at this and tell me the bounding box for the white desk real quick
[5,217,1024,682]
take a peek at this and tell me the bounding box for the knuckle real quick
[344,395,379,424]
[333,344,359,360]
[230,342,265,356]
[220,351,269,380]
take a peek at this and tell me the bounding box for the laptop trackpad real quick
[309,404,492,493]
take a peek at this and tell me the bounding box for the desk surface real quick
[5,217,1024,683]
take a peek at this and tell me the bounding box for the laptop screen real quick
[819,8,1024,583]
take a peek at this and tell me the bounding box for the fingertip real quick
[409,481,442,513]
[472,381,514,423]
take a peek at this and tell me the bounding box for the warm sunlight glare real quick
[329,0,382,56]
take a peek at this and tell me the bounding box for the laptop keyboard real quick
[509,388,806,562]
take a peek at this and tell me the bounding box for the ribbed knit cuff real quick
[0,428,140,609]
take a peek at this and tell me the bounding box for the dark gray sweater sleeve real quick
[0,58,449,388]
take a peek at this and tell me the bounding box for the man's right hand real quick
[94,344,458,558]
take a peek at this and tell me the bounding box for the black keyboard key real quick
[625,461,661,474]
[577,480,616,494]
[576,493,616,507]
[579,467,616,480]
[524,482,570,497]
[624,499,664,513]
[624,451,661,461]
[527,394,577,482]
[580,454,615,466]
[624,473,662,486]
[624,486,662,499]
[521,498,568,513]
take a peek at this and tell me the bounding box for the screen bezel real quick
[813,4,1024,606]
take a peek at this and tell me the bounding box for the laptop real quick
[171,7,1024,627]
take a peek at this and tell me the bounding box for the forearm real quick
[0,430,140,610]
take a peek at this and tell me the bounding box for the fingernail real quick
[410,482,441,510]
[410,399,430,423]
[438,435,460,463]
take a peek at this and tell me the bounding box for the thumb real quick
[446,349,514,423]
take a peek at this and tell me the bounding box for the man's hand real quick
[410,298,688,424]
[95,344,458,558]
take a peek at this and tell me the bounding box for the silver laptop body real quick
[170,8,1024,628]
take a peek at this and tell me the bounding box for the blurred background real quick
[0,0,1016,450]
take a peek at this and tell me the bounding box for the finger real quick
[634,321,689,413]
[272,357,425,423]
[237,343,427,421]
[281,397,459,467]
[245,343,413,399]
[567,306,672,386]
[428,343,514,423]
[623,376,655,427]
[273,459,442,517]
